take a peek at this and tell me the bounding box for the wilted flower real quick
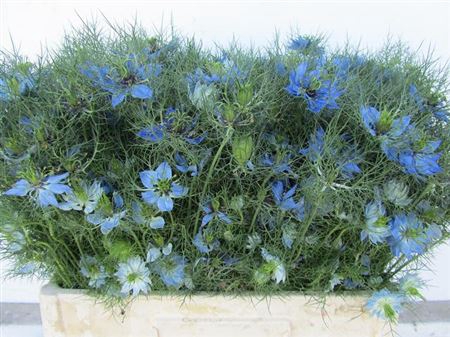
[115,256,151,296]
[399,273,424,299]
[140,161,188,212]
[188,81,218,111]
[366,289,405,323]
[256,248,286,284]
[361,201,390,244]
[80,256,108,289]
[4,172,72,207]
[246,233,262,250]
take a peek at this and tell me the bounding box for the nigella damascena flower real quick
[288,36,311,51]
[115,256,151,296]
[192,228,220,254]
[201,201,232,227]
[366,289,405,323]
[410,84,449,122]
[0,64,36,102]
[3,172,72,207]
[271,180,305,221]
[285,61,342,114]
[152,254,187,289]
[360,201,390,244]
[398,140,443,178]
[139,161,188,212]
[388,213,442,259]
[299,126,325,162]
[399,273,424,299]
[58,180,103,214]
[80,54,161,108]
[86,192,126,235]
[131,201,165,229]
[80,256,108,289]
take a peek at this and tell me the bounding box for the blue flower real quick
[410,84,449,122]
[360,201,390,244]
[86,192,126,234]
[139,161,188,212]
[201,202,232,226]
[80,256,108,289]
[398,141,442,177]
[58,180,103,214]
[153,254,187,288]
[80,55,161,108]
[282,224,296,249]
[366,289,405,322]
[286,62,342,114]
[115,256,151,296]
[131,201,165,229]
[272,181,305,221]
[288,36,311,50]
[0,66,36,102]
[399,273,425,299]
[174,153,198,176]
[388,213,442,259]
[4,173,72,207]
[299,126,325,161]
[360,106,412,140]
[137,107,206,144]
[193,229,220,254]
[260,153,294,175]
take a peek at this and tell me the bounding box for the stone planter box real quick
[40,283,390,337]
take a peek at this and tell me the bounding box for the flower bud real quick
[237,83,253,106]
[222,104,236,123]
[232,135,253,166]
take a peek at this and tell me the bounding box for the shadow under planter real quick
[39,283,390,337]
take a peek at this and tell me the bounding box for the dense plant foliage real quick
[1,23,449,322]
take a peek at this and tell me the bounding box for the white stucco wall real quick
[1,0,449,302]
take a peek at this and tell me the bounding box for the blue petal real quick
[111,91,127,107]
[100,217,119,235]
[37,189,58,207]
[201,213,214,226]
[149,216,165,229]
[360,106,380,136]
[45,183,72,194]
[157,195,174,212]
[4,179,32,196]
[142,190,159,204]
[271,181,283,204]
[156,162,172,180]
[170,183,188,197]
[140,170,158,188]
[137,125,164,142]
[131,84,153,99]
[45,173,69,184]
[86,213,105,225]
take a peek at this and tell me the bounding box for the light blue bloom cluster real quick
[115,256,151,296]
[285,61,342,113]
[4,173,72,207]
[80,53,161,107]
[360,106,442,178]
[139,161,188,212]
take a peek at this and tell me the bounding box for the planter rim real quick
[41,282,373,299]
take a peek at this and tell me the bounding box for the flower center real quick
[121,74,138,86]
[127,272,140,283]
[157,180,171,194]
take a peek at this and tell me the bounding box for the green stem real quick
[192,127,233,235]
[249,175,273,232]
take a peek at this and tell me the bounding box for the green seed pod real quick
[223,104,236,123]
[237,83,253,106]
[232,135,253,166]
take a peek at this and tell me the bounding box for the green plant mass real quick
[0,23,449,321]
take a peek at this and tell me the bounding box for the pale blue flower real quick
[366,289,405,322]
[272,181,304,220]
[58,180,103,214]
[131,202,165,229]
[388,213,442,259]
[4,173,72,207]
[361,201,390,244]
[399,273,424,299]
[153,254,187,288]
[383,180,411,206]
[193,229,219,254]
[80,256,108,289]
[86,192,126,234]
[115,256,151,296]
[140,161,188,212]
[201,202,232,227]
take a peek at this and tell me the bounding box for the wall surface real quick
[0,0,449,302]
